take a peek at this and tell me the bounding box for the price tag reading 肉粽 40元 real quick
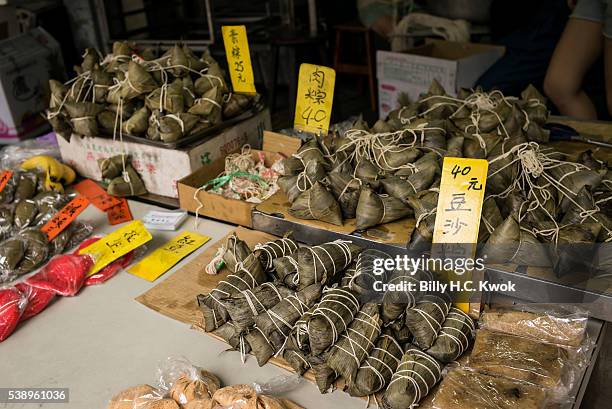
[222,25,256,94]
[294,63,336,135]
[81,220,152,276]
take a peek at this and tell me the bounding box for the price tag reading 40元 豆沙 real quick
[293,63,336,135]
[222,25,256,94]
[432,157,488,315]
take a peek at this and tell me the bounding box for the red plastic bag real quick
[14,282,56,321]
[25,254,94,296]
[76,237,135,286]
[0,287,26,342]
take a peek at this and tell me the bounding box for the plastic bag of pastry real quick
[479,304,588,348]
[0,286,27,341]
[430,367,548,409]
[0,205,16,241]
[14,172,38,202]
[211,384,304,409]
[469,329,571,390]
[107,384,161,409]
[156,356,221,407]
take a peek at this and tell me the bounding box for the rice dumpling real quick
[289,182,343,226]
[107,165,147,197]
[327,303,381,383]
[295,239,361,289]
[345,334,403,397]
[382,347,442,409]
[253,235,298,272]
[326,172,361,219]
[425,307,474,363]
[355,187,413,230]
[404,293,451,349]
[307,287,360,355]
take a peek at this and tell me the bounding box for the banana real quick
[60,164,76,185]
[21,155,70,192]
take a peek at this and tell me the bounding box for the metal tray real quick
[117,97,266,150]
[251,209,612,322]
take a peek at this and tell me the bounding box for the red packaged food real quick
[76,237,135,286]
[25,254,94,296]
[14,282,56,320]
[0,287,26,342]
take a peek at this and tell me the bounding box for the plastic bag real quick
[469,329,571,390]
[14,282,56,320]
[0,137,61,170]
[25,254,94,296]
[106,384,166,409]
[156,356,221,406]
[479,304,588,348]
[431,367,548,409]
[75,237,140,286]
[0,286,27,342]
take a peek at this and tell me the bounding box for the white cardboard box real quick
[377,40,505,119]
[0,27,64,143]
[57,109,271,198]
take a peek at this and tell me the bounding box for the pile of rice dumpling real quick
[47,42,259,142]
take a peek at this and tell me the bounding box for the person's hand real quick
[568,0,578,10]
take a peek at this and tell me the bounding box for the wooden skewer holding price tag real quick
[294,63,336,135]
[222,25,256,94]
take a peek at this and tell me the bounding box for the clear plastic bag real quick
[106,384,164,409]
[431,367,548,409]
[14,282,56,320]
[0,138,61,170]
[25,253,95,296]
[479,304,588,348]
[156,356,221,406]
[0,286,27,342]
[469,329,575,391]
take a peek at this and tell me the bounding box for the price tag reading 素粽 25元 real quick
[294,63,336,135]
[222,25,256,94]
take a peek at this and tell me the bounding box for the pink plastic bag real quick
[14,282,56,320]
[25,254,94,296]
[0,287,26,342]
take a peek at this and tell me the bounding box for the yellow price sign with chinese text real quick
[81,220,153,276]
[294,63,335,134]
[128,231,210,282]
[222,25,256,94]
[433,157,488,314]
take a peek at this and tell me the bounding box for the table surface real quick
[0,200,362,409]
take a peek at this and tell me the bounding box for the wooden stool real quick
[333,22,377,111]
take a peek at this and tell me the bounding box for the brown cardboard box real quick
[177,131,300,227]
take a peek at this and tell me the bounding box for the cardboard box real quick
[177,131,301,227]
[58,109,272,198]
[377,40,505,118]
[0,27,64,143]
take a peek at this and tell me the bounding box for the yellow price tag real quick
[81,220,152,276]
[128,231,210,282]
[294,63,335,135]
[433,157,488,314]
[222,25,256,94]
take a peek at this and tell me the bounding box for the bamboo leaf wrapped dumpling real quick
[404,293,451,350]
[356,187,413,230]
[307,287,360,355]
[346,333,404,397]
[107,165,147,197]
[289,182,343,226]
[64,101,104,137]
[123,106,150,135]
[120,61,158,99]
[295,239,361,289]
[327,303,381,383]
[382,347,443,409]
[426,307,474,363]
[326,172,361,219]
[380,166,437,204]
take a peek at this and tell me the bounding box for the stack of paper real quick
[142,210,188,231]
